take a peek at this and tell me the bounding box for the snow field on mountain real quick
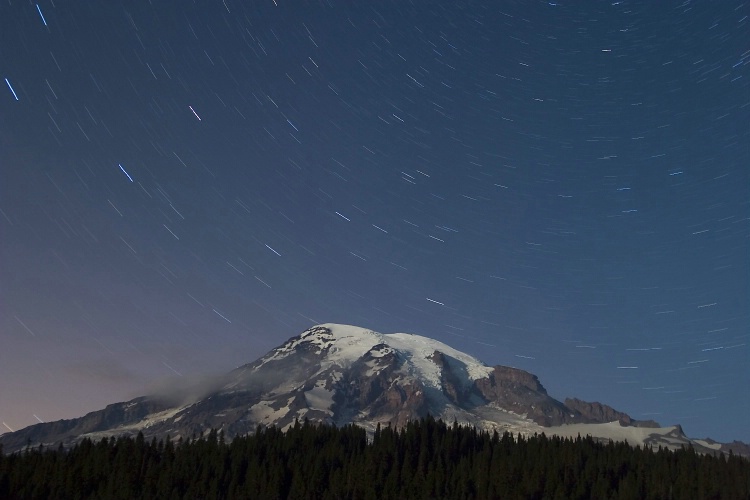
[304,380,335,415]
[318,324,493,388]
[547,422,683,448]
[248,397,295,424]
[385,332,493,386]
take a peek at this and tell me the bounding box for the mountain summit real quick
[0,324,739,455]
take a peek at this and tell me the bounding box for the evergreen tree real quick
[1,417,749,499]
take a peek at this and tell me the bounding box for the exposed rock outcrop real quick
[564,398,633,425]
[473,366,579,426]
[429,351,466,405]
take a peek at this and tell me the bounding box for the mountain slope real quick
[0,324,736,455]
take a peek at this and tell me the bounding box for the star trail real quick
[0,1,748,442]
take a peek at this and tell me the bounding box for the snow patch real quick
[304,380,335,415]
[248,397,295,423]
[694,439,722,451]
[546,421,694,452]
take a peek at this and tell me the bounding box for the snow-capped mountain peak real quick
[270,324,493,387]
[2,324,742,456]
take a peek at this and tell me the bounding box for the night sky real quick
[1,1,748,443]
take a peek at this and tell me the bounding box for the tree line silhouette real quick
[1,416,748,499]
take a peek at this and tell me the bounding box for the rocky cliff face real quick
[2,324,736,456]
[473,366,579,426]
[428,351,465,406]
[565,398,633,425]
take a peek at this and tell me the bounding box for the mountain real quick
[0,324,741,455]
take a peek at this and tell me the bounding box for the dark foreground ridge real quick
[2,417,748,500]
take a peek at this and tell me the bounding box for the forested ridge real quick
[1,416,748,499]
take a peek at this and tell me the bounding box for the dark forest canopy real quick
[1,417,749,500]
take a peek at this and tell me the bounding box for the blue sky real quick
[1,0,748,442]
